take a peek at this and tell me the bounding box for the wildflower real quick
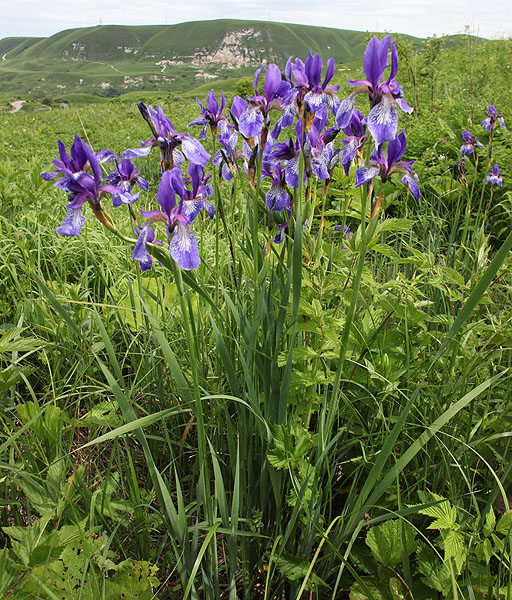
[43,136,121,236]
[125,103,210,169]
[339,109,368,176]
[284,52,340,116]
[132,168,201,270]
[236,63,291,143]
[268,135,305,190]
[355,129,420,200]
[41,134,113,181]
[188,89,229,139]
[133,224,159,272]
[336,35,412,145]
[262,162,291,215]
[484,163,503,187]
[212,124,239,181]
[183,163,215,220]
[335,224,351,249]
[106,158,149,207]
[481,105,505,132]
[460,130,484,156]
[273,222,289,243]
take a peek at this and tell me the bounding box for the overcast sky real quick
[1,0,511,40]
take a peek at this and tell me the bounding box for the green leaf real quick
[275,554,327,589]
[366,519,417,568]
[415,543,451,596]
[0,549,20,597]
[444,529,466,573]
[496,510,512,535]
[350,577,393,600]
[482,507,496,537]
[418,492,457,530]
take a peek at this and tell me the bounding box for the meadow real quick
[0,33,511,599]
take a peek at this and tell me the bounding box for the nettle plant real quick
[36,35,511,599]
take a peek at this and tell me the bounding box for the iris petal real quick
[56,205,87,236]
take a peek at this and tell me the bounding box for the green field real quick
[0,30,511,599]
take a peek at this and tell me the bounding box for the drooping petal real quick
[355,165,380,187]
[366,94,398,145]
[170,222,200,270]
[181,137,210,166]
[395,97,414,114]
[304,91,326,113]
[124,146,153,159]
[238,107,264,138]
[335,94,356,129]
[56,204,87,236]
[266,185,290,213]
[402,170,421,199]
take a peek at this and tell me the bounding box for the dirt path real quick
[9,100,26,113]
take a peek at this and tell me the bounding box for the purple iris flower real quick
[132,168,201,271]
[336,35,412,146]
[273,222,289,244]
[44,136,121,236]
[182,163,215,220]
[284,52,340,117]
[262,162,291,214]
[106,158,149,207]
[188,89,229,139]
[484,163,503,187]
[339,109,368,176]
[125,103,210,169]
[236,63,291,141]
[335,224,351,249]
[355,129,421,200]
[41,134,114,181]
[212,124,240,182]
[268,137,305,189]
[133,224,161,272]
[481,105,505,132]
[460,130,484,156]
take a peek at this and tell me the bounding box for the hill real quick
[0,19,465,101]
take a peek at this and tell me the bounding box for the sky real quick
[1,0,511,41]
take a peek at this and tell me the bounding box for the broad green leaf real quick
[482,507,496,537]
[366,519,417,568]
[419,493,457,530]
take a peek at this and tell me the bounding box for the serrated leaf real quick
[418,493,457,530]
[496,510,512,535]
[350,577,392,600]
[483,507,496,537]
[444,530,466,574]
[275,554,327,589]
[415,542,451,595]
[366,519,417,568]
[267,449,288,469]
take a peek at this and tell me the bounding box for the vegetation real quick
[0,28,511,600]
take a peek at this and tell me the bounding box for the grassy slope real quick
[0,20,417,99]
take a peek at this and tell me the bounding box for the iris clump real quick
[43,34,423,270]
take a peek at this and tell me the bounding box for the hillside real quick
[0,20,416,99]
[0,19,477,100]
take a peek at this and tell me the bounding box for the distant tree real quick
[235,77,254,100]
